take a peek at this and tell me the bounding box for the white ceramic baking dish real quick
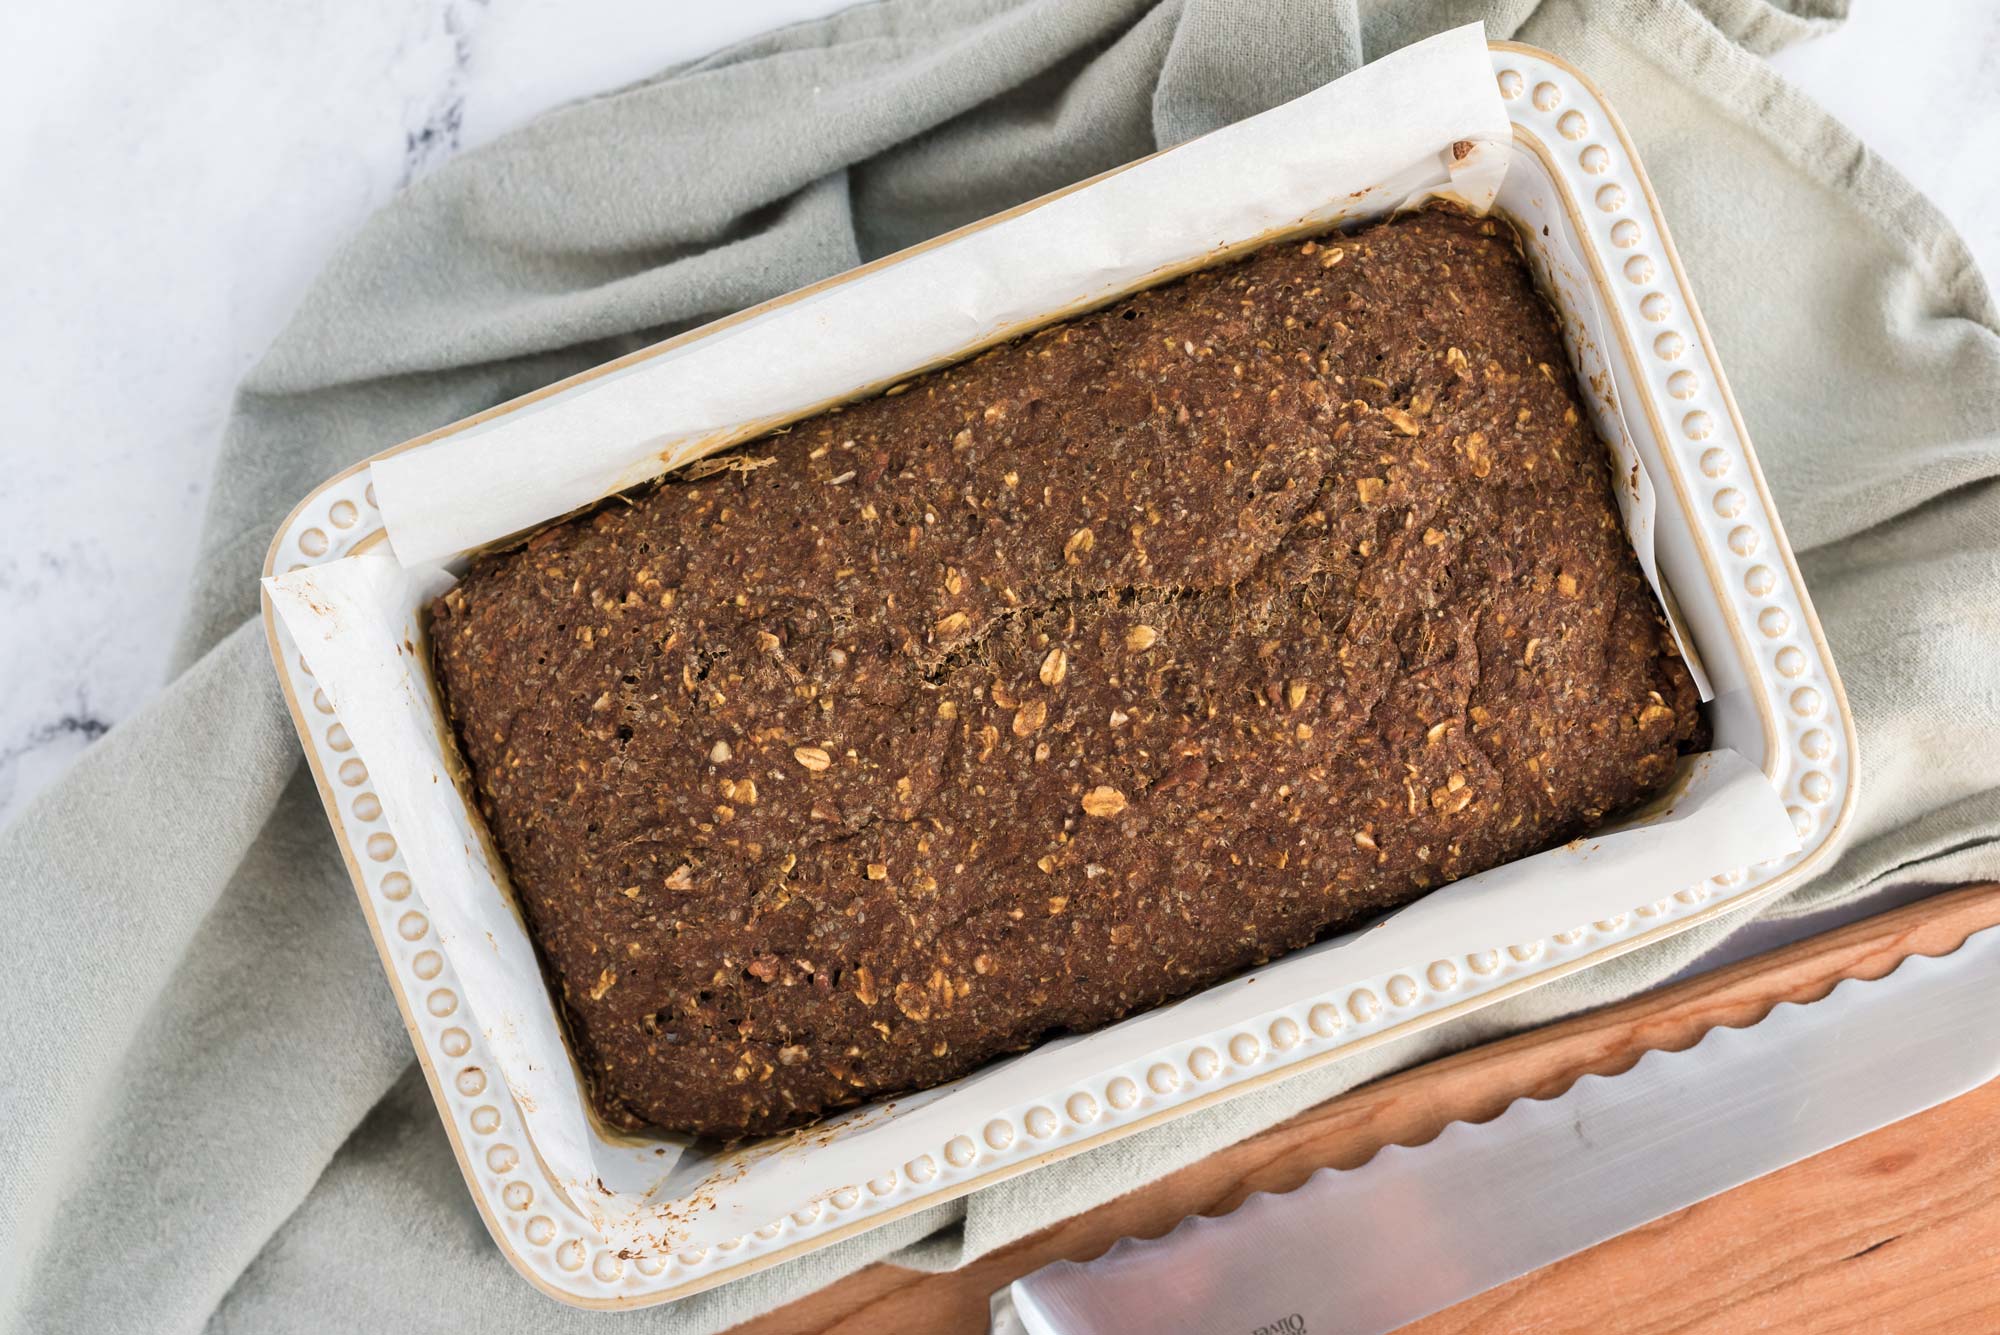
[261,39,1855,1308]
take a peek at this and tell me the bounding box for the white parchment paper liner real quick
[266,25,1776,1252]
[368,26,1512,570]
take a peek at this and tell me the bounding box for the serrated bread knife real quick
[994,924,2000,1335]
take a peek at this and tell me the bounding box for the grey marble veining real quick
[0,0,860,824]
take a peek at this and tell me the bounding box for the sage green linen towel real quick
[5,1,1997,1330]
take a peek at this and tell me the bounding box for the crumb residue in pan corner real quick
[506,1078,538,1116]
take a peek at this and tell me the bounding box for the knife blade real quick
[995,923,2000,1335]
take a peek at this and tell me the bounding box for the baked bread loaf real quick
[430,209,1703,1138]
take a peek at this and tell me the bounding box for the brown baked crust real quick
[429,210,1703,1138]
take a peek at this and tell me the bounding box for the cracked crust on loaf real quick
[429,209,1703,1137]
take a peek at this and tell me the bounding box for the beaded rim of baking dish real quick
[260,44,1857,1308]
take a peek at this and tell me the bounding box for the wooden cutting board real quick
[733,883,2000,1334]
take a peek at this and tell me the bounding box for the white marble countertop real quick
[3,0,1996,829]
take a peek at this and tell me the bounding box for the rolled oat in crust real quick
[430,210,1703,1137]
